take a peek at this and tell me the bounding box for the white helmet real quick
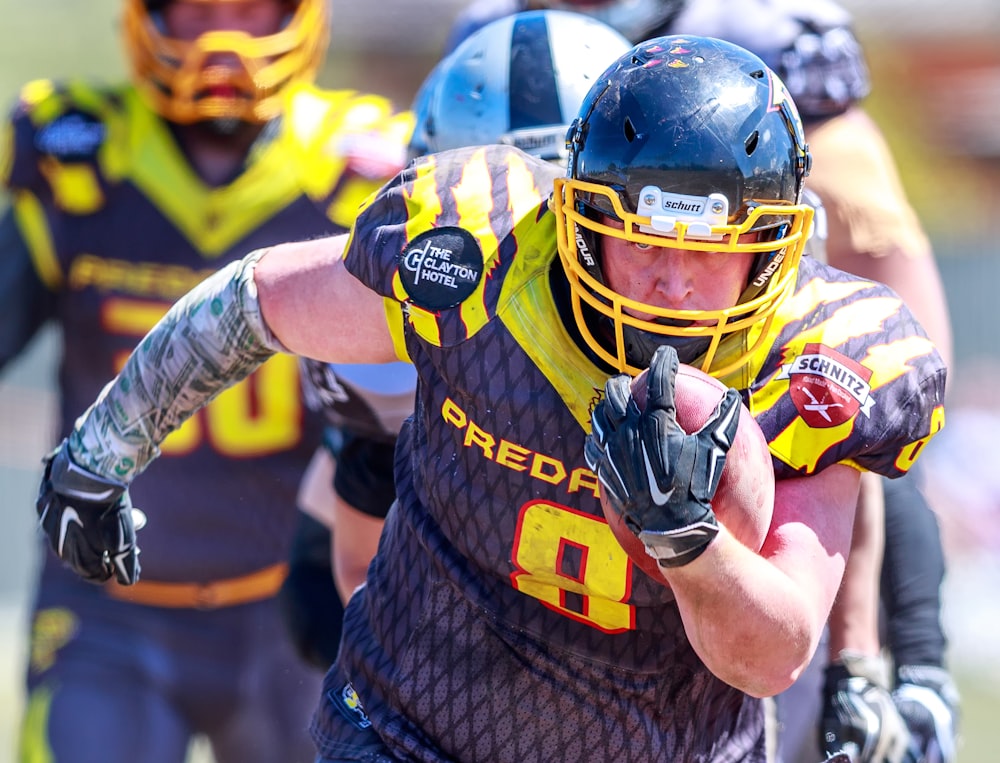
[409,10,630,162]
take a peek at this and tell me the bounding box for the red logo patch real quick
[777,344,875,428]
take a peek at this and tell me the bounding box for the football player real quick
[444,2,961,761]
[1,1,410,760]
[35,36,945,761]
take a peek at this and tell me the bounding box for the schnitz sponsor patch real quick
[776,343,875,428]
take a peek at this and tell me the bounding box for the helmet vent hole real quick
[750,69,766,80]
[623,117,638,143]
[745,131,759,156]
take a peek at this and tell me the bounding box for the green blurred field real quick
[1,1,998,761]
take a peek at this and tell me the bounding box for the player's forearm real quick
[68,248,286,482]
[666,462,860,697]
[667,529,825,698]
[332,495,385,605]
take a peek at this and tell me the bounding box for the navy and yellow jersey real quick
[1,78,412,581]
[311,144,946,762]
[737,255,945,481]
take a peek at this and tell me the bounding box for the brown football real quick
[601,364,775,586]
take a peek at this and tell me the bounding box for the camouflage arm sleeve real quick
[67,247,288,482]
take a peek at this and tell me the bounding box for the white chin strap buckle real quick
[636,187,729,240]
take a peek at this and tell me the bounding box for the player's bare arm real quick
[827,470,885,659]
[587,347,860,697]
[331,496,386,603]
[667,464,859,697]
[255,234,399,365]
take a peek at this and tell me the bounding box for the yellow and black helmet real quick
[553,35,813,377]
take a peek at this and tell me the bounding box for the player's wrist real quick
[895,664,953,690]
[49,438,129,497]
[827,649,890,690]
[67,420,140,485]
[648,511,719,568]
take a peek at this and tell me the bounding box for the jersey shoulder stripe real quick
[3,79,121,206]
[345,145,561,348]
[748,257,946,479]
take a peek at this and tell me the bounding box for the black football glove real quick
[821,650,914,763]
[584,345,741,568]
[892,665,960,763]
[36,439,142,585]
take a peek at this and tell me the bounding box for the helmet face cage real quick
[122,0,330,124]
[409,10,630,162]
[554,35,813,378]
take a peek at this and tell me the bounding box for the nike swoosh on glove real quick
[36,439,142,585]
[585,345,740,568]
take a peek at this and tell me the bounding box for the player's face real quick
[599,218,756,321]
[162,0,287,40]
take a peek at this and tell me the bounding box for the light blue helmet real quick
[408,10,631,162]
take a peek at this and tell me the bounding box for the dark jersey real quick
[318,144,944,762]
[310,144,946,761]
[2,79,411,580]
[315,146,944,761]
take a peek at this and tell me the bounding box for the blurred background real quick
[1,0,997,759]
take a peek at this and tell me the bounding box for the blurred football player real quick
[1,1,410,760]
[35,35,945,761]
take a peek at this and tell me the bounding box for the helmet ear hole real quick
[623,117,638,143]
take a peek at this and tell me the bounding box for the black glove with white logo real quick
[36,440,142,585]
[585,345,741,568]
[893,665,960,763]
[821,650,914,763]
